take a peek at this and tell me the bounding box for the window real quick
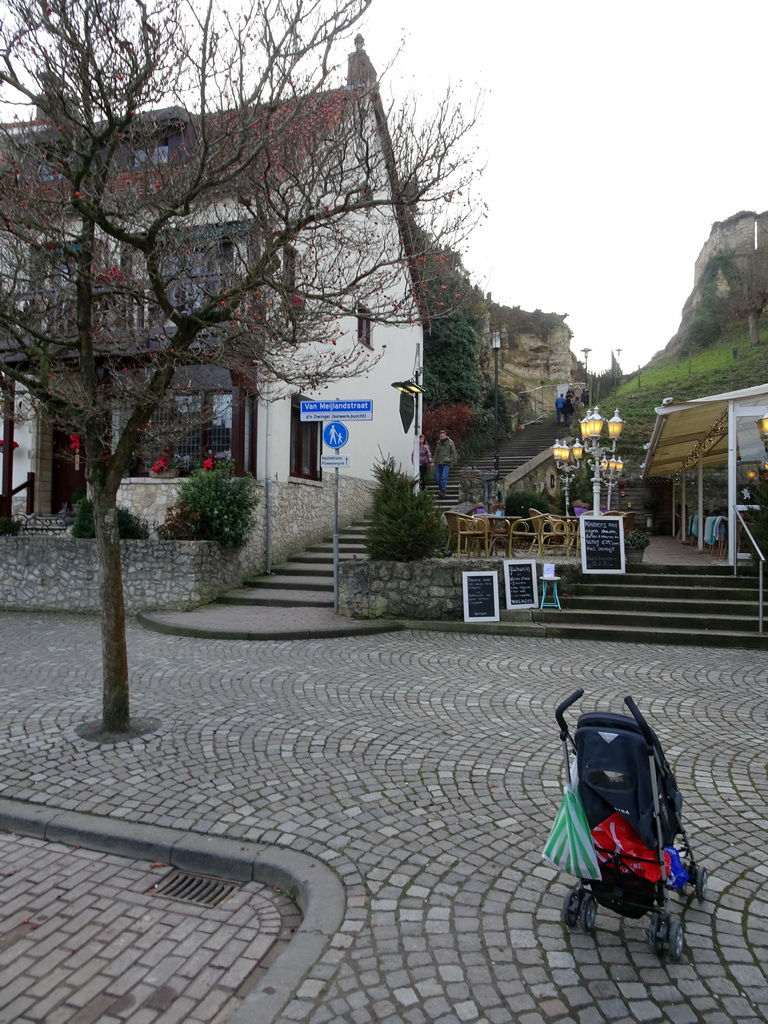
[134,138,169,169]
[290,396,320,480]
[357,306,373,346]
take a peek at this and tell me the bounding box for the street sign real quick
[322,421,349,449]
[321,454,350,468]
[300,399,373,421]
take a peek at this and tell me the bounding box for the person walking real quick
[418,434,433,489]
[563,392,575,427]
[555,393,565,424]
[433,429,456,498]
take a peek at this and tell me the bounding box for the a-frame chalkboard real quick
[462,571,500,622]
[580,515,626,574]
[503,559,538,610]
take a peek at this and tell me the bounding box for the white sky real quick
[358,0,768,375]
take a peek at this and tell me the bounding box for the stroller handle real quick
[555,688,584,740]
[624,695,655,752]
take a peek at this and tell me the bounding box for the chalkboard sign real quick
[503,559,538,610]
[462,571,500,622]
[580,515,626,574]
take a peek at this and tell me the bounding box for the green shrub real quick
[505,488,548,518]
[0,516,21,536]
[162,463,258,547]
[71,499,148,539]
[367,457,445,561]
[625,530,650,549]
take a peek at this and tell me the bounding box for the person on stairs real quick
[419,434,433,489]
[433,429,456,498]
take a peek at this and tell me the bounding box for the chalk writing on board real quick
[462,571,499,622]
[580,516,625,574]
[503,559,538,609]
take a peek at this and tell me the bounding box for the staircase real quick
[521,564,767,650]
[216,522,369,609]
[427,417,564,510]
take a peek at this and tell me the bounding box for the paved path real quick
[0,611,766,1024]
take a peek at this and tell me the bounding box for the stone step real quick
[571,582,757,600]
[217,587,334,608]
[534,606,761,633]
[263,562,335,578]
[522,619,768,650]
[246,574,333,593]
[561,594,758,616]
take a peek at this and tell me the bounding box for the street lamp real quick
[552,438,583,516]
[581,347,591,388]
[579,407,624,515]
[492,330,502,483]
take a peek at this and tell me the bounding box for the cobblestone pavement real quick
[0,834,298,1024]
[0,611,766,1024]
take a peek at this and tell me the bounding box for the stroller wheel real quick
[578,893,597,932]
[668,918,685,961]
[562,888,581,927]
[647,912,666,956]
[693,866,708,902]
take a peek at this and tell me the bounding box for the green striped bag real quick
[542,783,602,880]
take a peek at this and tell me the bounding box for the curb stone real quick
[0,797,346,1024]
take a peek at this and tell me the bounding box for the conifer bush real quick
[366,457,446,561]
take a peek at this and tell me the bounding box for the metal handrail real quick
[732,505,764,633]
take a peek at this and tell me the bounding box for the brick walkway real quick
[1,611,766,1023]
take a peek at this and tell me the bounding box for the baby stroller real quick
[547,689,707,960]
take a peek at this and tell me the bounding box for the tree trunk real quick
[91,480,130,733]
[748,310,760,346]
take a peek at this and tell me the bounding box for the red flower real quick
[203,457,215,471]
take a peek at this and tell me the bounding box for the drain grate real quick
[151,870,239,907]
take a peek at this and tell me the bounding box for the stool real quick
[539,576,561,610]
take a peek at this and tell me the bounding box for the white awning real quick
[643,383,768,478]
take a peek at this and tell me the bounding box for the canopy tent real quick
[642,383,768,564]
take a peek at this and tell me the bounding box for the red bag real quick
[591,813,661,882]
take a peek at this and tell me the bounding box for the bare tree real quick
[0,0,480,733]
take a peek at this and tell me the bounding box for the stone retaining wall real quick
[2,474,375,613]
[0,535,246,613]
[339,557,582,620]
[117,474,373,574]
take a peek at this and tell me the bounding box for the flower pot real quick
[624,548,644,564]
[150,469,180,479]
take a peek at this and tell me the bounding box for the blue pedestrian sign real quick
[323,421,349,449]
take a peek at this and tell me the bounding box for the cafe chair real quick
[509,514,543,557]
[487,516,516,558]
[457,514,490,557]
[541,515,571,556]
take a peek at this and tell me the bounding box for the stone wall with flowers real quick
[117,473,373,575]
[2,474,374,612]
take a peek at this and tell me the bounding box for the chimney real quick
[347,34,377,88]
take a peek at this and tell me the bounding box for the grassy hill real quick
[591,317,768,473]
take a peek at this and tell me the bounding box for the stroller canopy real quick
[574,711,680,850]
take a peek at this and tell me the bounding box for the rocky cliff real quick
[667,209,768,352]
[480,300,577,396]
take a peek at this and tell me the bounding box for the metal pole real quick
[494,346,500,481]
[333,466,340,614]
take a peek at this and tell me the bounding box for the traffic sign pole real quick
[333,466,339,613]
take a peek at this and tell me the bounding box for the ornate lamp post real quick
[579,407,624,515]
[491,329,506,486]
[552,438,583,516]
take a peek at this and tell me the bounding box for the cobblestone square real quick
[0,612,766,1023]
